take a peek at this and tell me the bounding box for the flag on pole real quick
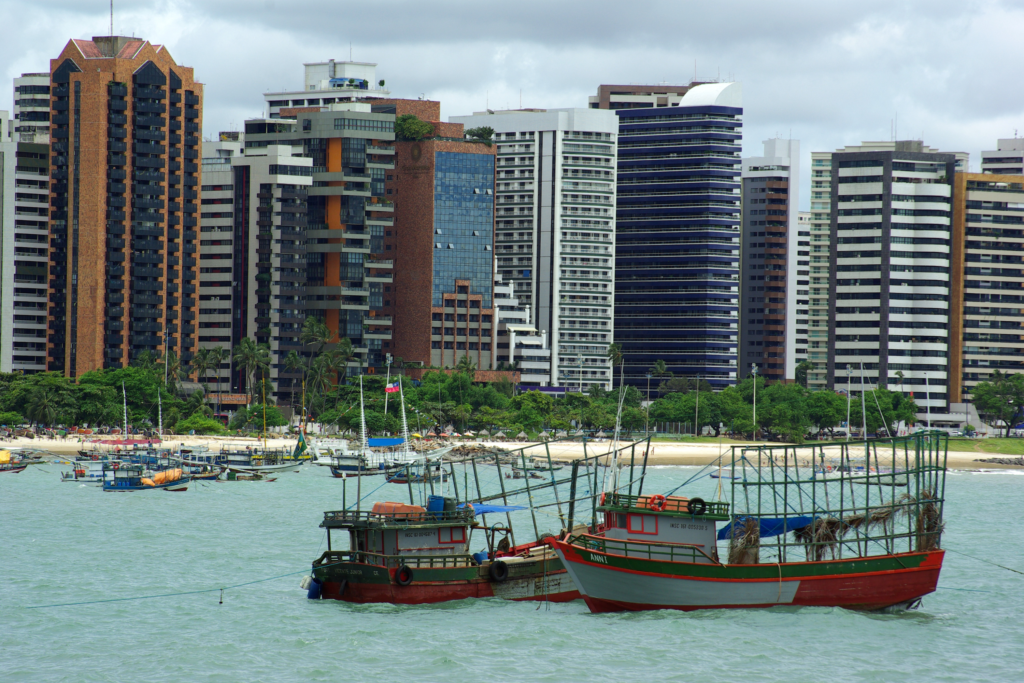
[292,431,308,459]
[385,381,401,393]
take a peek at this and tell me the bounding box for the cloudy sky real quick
[3,0,1023,206]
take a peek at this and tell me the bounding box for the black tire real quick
[489,560,509,582]
[396,565,414,586]
[688,497,708,516]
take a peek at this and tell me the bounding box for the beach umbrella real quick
[596,430,607,438]
[574,429,584,436]
[478,429,490,436]
[464,430,475,436]
[494,431,507,440]
[556,430,568,438]
[516,431,528,441]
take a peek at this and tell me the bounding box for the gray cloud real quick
[3,0,1023,205]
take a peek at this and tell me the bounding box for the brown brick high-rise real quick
[48,36,203,375]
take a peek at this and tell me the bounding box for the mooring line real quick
[945,547,1024,577]
[23,567,320,610]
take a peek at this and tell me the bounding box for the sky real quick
[3,0,1024,208]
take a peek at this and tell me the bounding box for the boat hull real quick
[1,465,28,474]
[312,559,579,605]
[102,478,190,492]
[549,538,943,613]
[226,462,301,474]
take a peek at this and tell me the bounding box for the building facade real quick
[598,82,742,391]
[264,61,390,119]
[740,138,803,382]
[494,273,551,385]
[806,152,833,391]
[980,139,1024,175]
[950,173,1024,402]
[47,36,203,376]
[13,73,51,143]
[0,110,49,373]
[588,84,692,110]
[826,141,967,412]
[245,106,396,373]
[451,108,619,390]
[387,109,497,370]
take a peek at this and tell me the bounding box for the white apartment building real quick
[0,110,49,373]
[494,273,551,385]
[264,61,391,119]
[826,141,968,413]
[451,108,619,391]
[981,138,1024,174]
[12,73,50,143]
[807,153,834,390]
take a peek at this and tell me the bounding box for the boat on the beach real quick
[101,463,190,491]
[0,450,29,473]
[309,497,578,604]
[548,431,948,613]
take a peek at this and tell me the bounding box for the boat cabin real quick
[320,498,478,569]
[102,463,147,489]
[598,493,731,564]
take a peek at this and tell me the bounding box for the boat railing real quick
[321,508,475,528]
[313,549,478,569]
[600,492,731,518]
[572,533,718,564]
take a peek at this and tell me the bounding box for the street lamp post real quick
[751,364,758,440]
[695,375,700,438]
[846,365,853,442]
[924,372,931,430]
[645,372,652,434]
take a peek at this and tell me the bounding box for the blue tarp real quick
[367,437,404,447]
[717,516,815,541]
[458,503,526,515]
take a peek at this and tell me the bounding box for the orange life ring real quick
[648,494,667,512]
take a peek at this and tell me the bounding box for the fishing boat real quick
[388,460,447,484]
[218,447,301,473]
[549,431,948,613]
[101,463,190,492]
[512,456,565,474]
[0,450,28,473]
[61,459,110,484]
[221,470,276,482]
[309,496,578,604]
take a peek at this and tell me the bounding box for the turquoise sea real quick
[2,459,1023,682]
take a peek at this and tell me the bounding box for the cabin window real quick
[439,527,466,544]
[615,513,627,528]
[627,514,658,535]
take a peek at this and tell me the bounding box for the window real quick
[439,527,465,544]
[333,117,395,133]
[627,514,658,535]
[444,341,454,349]
[302,119,311,131]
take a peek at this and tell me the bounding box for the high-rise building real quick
[494,273,551,385]
[980,139,1024,175]
[806,152,834,391]
[950,172,1024,402]
[197,134,313,403]
[587,84,692,110]
[245,106,396,373]
[264,61,390,119]
[13,74,51,143]
[450,108,619,390]
[826,141,967,413]
[387,107,497,370]
[592,82,742,391]
[0,110,49,373]
[47,36,203,376]
[739,138,803,382]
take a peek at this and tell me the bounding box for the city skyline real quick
[2,1,1024,208]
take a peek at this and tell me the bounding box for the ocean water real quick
[2,461,1022,682]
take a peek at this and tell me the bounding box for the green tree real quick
[0,411,25,425]
[455,354,477,380]
[795,360,813,388]
[173,414,228,435]
[284,350,304,412]
[229,403,288,431]
[395,114,434,141]
[972,371,1024,437]
[27,387,61,426]
[807,390,846,437]
[233,338,271,402]
[465,126,494,142]
[658,376,693,396]
[651,359,671,379]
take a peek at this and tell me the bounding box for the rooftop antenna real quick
[349,41,352,60]
[110,0,113,36]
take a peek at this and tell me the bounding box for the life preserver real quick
[687,497,707,516]
[648,494,667,512]
[489,560,509,582]
[599,492,606,506]
[395,565,414,586]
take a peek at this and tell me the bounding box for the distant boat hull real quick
[102,478,190,492]
[549,538,943,613]
[312,553,579,605]
[1,464,28,474]
[226,462,301,474]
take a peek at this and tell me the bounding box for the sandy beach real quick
[3,434,1016,470]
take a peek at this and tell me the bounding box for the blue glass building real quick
[612,83,742,390]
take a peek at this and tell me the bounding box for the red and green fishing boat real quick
[549,431,948,613]
[310,498,579,604]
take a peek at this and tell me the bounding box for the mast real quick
[122,382,128,441]
[605,368,628,494]
[398,376,412,462]
[157,388,162,438]
[383,353,392,416]
[359,375,369,455]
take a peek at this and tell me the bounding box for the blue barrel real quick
[472,551,489,565]
[306,577,322,600]
[427,495,446,515]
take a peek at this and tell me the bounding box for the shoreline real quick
[3,434,1021,471]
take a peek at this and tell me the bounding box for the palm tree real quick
[456,354,477,380]
[607,342,625,390]
[132,350,159,372]
[27,387,59,426]
[306,353,334,416]
[207,346,226,420]
[284,350,304,415]
[332,337,356,385]
[190,348,211,384]
[163,350,184,396]
[301,316,334,358]
[233,338,271,402]
[651,359,671,379]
